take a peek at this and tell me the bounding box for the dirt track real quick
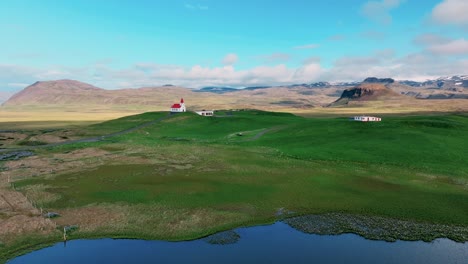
[239,126,285,142]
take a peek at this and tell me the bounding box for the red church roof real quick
[171,98,185,109]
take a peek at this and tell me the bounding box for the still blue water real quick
[9,222,468,264]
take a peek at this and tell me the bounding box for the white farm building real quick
[352,116,382,122]
[195,110,214,116]
[170,98,186,113]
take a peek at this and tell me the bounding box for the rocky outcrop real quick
[363,77,395,84]
[336,83,401,102]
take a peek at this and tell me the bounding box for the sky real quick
[0,0,467,92]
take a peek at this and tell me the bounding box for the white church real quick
[170,98,186,113]
[169,98,214,116]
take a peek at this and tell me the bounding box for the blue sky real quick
[0,0,467,93]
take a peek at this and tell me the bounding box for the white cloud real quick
[375,49,395,58]
[0,64,40,86]
[360,30,385,40]
[293,44,320,50]
[184,3,208,10]
[413,33,451,46]
[257,53,291,63]
[302,56,321,65]
[328,35,346,41]
[7,83,30,88]
[432,0,468,26]
[0,91,16,103]
[392,55,468,81]
[8,52,43,60]
[1,49,466,90]
[428,38,468,55]
[413,34,468,56]
[35,69,72,79]
[361,0,405,25]
[323,48,467,82]
[293,63,323,81]
[221,53,239,66]
[332,50,393,70]
[94,58,114,65]
[0,61,324,89]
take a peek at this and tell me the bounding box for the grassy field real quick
[1,110,468,262]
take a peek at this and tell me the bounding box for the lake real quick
[8,221,468,264]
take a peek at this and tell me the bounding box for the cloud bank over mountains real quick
[2,46,466,90]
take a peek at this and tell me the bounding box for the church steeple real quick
[180,98,186,112]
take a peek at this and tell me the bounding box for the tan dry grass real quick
[0,188,56,244]
[0,133,28,146]
[120,204,251,238]
[0,189,36,213]
[54,206,126,233]
[290,99,468,117]
[2,148,111,182]
[2,97,466,125]
[0,110,136,123]
[28,134,73,144]
[15,202,253,242]
[0,215,55,241]
[18,185,61,206]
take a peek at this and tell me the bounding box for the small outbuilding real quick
[352,116,382,122]
[195,110,214,116]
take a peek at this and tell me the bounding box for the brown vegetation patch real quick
[413,173,468,190]
[0,189,37,214]
[0,215,54,237]
[0,188,56,244]
[169,163,193,170]
[2,148,111,182]
[356,177,402,191]
[215,203,258,215]
[54,206,126,232]
[53,148,110,160]
[123,205,250,238]
[15,204,249,241]
[162,115,191,123]
[108,154,154,165]
[0,133,28,146]
[29,133,77,144]
[19,184,61,205]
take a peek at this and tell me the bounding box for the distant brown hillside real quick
[2,80,343,111]
[5,80,103,105]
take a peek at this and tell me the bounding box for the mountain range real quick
[1,76,467,112]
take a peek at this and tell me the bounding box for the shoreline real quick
[3,212,468,263]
